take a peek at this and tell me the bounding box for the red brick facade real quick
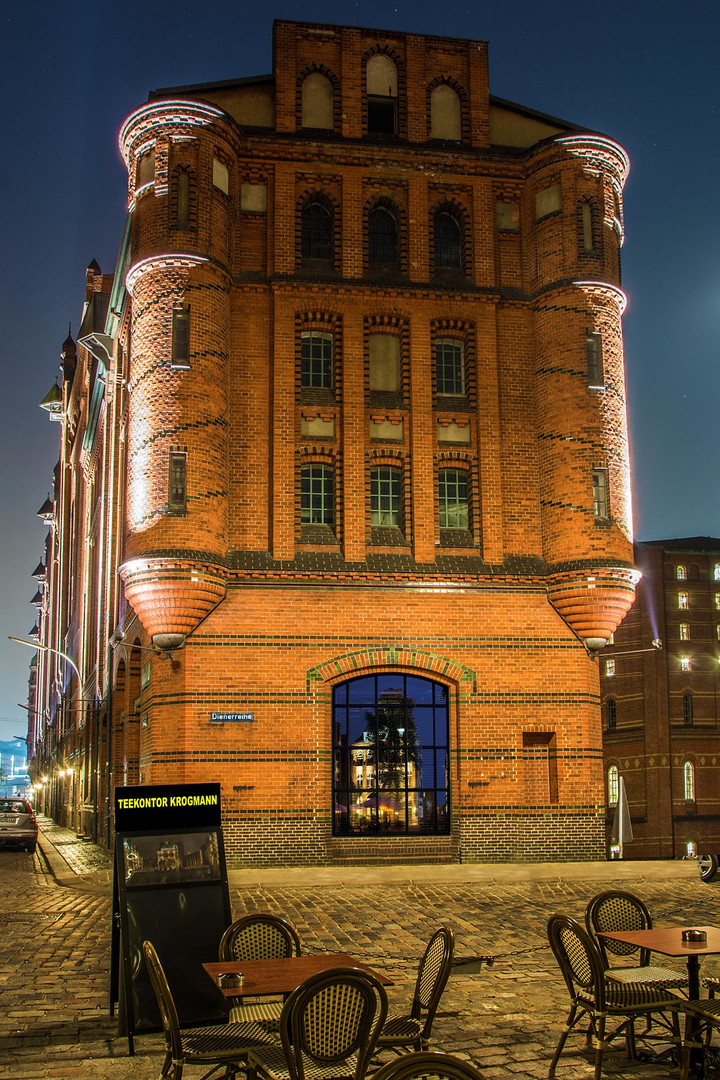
[31,21,637,865]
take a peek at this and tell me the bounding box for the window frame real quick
[607,764,619,806]
[433,209,463,272]
[438,468,469,530]
[683,760,695,801]
[301,200,334,264]
[592,468,610,521]
[300,464,335,528]
[435,338,465,397]
[300,331,334,391]
[167,451,187,513]
[368,204,399,266]
[370,465,403,529]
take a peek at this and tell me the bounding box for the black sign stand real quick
[110,783,232,1054]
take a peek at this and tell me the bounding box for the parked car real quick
[0,797,38,853]
[698,854,720,882]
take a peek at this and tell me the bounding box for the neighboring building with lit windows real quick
[30,20,637,865]
[600,538,720,860]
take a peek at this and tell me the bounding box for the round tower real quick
[528,134,638,649]
[117,100,238,647]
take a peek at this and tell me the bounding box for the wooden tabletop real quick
[203,952,393,998]
[598,926,720,957]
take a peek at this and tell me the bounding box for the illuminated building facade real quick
[30,20,636,864]
[600,538,720,860]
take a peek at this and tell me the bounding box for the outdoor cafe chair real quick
[371,1050,485,1080]
[585,890,688,992]
[245,966,388,1080]
[376,926,454,1054]
[142,939,277,1080]
[547,914,682,1080]
[679,996,720,1079]
[219,913,302,1027]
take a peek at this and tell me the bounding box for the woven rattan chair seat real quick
[378,1014,422,1041]
[578,983,682,1011]
[605,965,687,989]
[246,1043,361,1080]
[685,996,720,1023]
[182,1020,278,1058]
[704,977,720,993]
[229,1000,283,1026]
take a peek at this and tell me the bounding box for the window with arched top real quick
[683,760,695,801]
[301,72,334,130]
[607,765,619,806]
[606,698,617,729]
[676,564,687,580]
[301,200,334,264]
[333,672,450,836]
[368,205,399,266]
[430,84,461,141]
[433,209,462,272]
[366,53,398,134]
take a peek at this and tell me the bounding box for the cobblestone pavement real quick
[0,817,717,1079]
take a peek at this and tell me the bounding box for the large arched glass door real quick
[332,673,449,835]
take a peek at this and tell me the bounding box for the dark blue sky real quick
[2,0,719,739]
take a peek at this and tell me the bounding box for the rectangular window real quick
[678,591,689,610]
[370,467,402,527]
[141,661,151,689]
[683,694,693,726]
[586,332,604,387]
[301,332,333,389]
[496,201,520,231]
[535,183,561,220]
[438,469,469,529]
[136,148,155,187]
[300,465,334,526]
[369,334,400,392]
[606,699,617,729]
[435,339,465,396]
[681,657,692,672]
[212,157,229,194]
[679,623,690,641]
[604,659,615,677]
[592,469,609,520]
[168,452,187,511]
[171,309,190,369]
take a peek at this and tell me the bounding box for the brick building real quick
[600,538,720,863]
[29,20,636,865]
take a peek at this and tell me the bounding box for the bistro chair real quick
[376,926,455,1055]
[219,914,302,1027]
[547,915,682,1080]
[142,939,276,1080]
[585,890,688,992]
[371,1050,485,1080]
[679,996,720,1079]
[245,966,388,1080]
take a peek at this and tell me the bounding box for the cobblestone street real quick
[0,817,717,1079]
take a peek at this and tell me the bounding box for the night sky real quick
[2,0,718,741]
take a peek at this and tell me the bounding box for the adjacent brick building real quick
[29,20,637,865]
[600,538,720,863]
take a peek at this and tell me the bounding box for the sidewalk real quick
[3,817,714,1080]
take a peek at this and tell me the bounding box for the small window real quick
[141,660,151,689]
[212,158,229,195]
[433,210,462,271]
[496,201,520,232]
[679,623,690,641]
[714,563,720,581]
[301,332,333,390]
[301,201,333,263]
[368,205,398,265]
[683,761,695,801]
[136,149,155,188]
[581,201,593,252]
[678,591,689,610]
[592,469,609,520]
[438,469,469,530]
[606,698,617,730]
[301,465,334,526]
[715,593,720,610]
[301,72,334,130]
[586,332,604,387]
[430,84,461,141]
[535,183,561,220]
[171,309,190,369]
[370,466,402,528]
[683,693,693,726]
[175,169,190,226]
[435,339,465,396]
[676,564,687,580]
[168,452,187,511]
[681,657,692,672]
[607,765,619,806]
[369,334,400,393]
[604,659,615,677]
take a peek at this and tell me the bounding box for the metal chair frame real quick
[376,926,455,1054]
[585,890,688,992]
[219,914,302,1027]
[547,914,682,1080]
[142,939,276,1080]
[371,1050,485,1080]
[246,966,388,1080]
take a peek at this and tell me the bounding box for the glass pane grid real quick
[301,465,334,525]
[439,469,469,529]
[301,333,333,388]
[371,467,401,527]
[436,340,464,395]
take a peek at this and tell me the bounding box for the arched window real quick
[368,205,398,266]
[438,469,469,530]
[430,84,461,141]
[300,464,334,527]
[683,761,695,801]
[366,53,398,134]
[433,209,462,271]
[332,672,450,835]
[607,765,619,806]
[676,564,687,580]
[301,72,334,130]
[606,698,617,730]
[301,201,333,263]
